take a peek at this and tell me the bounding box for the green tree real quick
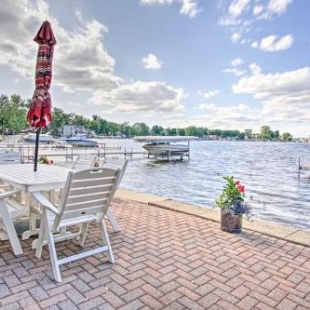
[177,128,185,136]
[281,132,293,141]
[244,129,253,139]
[259,125,273,140]
[132,123,150,136]
[185,126,198,136]
[151,125,164,136]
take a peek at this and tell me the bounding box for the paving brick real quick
[19,296,41,310]
[39,293,68,308]
[213,288,239,304]
[118,299,144,310]
[276,298,298,310]
[65,288,87,304]
[237,296,258,310]
[1,302,21,310]
[231,285,251,299]
[3,274,20,288]
[140,294,164,309]
[255,302,278,310]
[249,290,278,308]
[121,287,145,303]
[178,296,205,310]
[78,296,107,310]
[198,292,220,308]
[2,199,310,310]
[71,279,91,293]
[58,299,79,310]
[0,290,30,306]
[0,283,11,299]
[29,286,49,301]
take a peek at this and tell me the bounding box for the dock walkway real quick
[1,190,310,309]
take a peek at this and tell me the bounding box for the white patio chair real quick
[25,154,100,240]
[100,158,128,232]
[31,167,122,282]
[0,151,23,202]
[0,151,22,165]
[0,189,27,255]
[71,154,98,170]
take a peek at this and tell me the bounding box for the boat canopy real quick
[133,136,199,144]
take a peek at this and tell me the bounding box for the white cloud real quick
[199,103,216,110]
[140,0,201,18]
[251,41,259,49]
[180,0,201,18]
[231,58,243,66]
[0,0,121,93]
[223,68,245,77]
[249,63,261,75]
[265,0,293,18]
[197,90,219,99]
[232,67,310,123]
[233,67,310,99]
[231,32,242,43]
[252,34,294,52]
[198,103,261,129]
[253,5,263,16]
[228,0,250,16]
[91,81,186,115]
[141,53,162,70]
[253,0,293,19]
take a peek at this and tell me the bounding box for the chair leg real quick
[43,214,62,282]
[106,208,121,232]
[78,222,89,246]
[0,199,23,255]
[99,220,114,263]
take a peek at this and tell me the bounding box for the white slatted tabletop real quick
[0,164,71,192]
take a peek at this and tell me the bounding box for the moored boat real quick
[142,143,189,156]
[134,136,199,160]
[65,137,98,147]
[23,133,54,144]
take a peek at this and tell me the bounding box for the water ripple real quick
[111,140,310,231]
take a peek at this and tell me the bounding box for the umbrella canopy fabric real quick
[27,21,56,128]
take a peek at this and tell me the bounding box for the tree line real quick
[0,94,293,141]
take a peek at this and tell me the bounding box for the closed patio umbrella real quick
[27,21,56,171]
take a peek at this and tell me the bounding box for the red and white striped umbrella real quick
[27,21,56,171]
[27,20,56,128]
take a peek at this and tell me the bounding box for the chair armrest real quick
[0,189,20,200]
[32,192,59,214]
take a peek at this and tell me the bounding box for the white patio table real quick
[0,163,71,254]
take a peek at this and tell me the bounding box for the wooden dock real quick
[0,142,147,163]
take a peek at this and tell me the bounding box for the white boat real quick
[134,136,199,160]
[142,143,189,156]
[65,137,98,147]
[23,133,54,144]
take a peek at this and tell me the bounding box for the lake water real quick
[104,139,310,231]
[10,136,310,231]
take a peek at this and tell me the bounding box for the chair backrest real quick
[54,167,121,229]
[100,158,128,188]
[0,151,21,165]
[71,154,98,170]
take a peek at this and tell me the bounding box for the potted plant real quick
[215,176,251,233]
[38,155,54,165]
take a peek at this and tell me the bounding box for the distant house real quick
[62,125,87,137]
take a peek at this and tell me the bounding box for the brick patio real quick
[1,197,310,309]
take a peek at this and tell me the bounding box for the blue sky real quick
[0,0,309,136]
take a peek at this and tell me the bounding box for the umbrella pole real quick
[34,128,41,171]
